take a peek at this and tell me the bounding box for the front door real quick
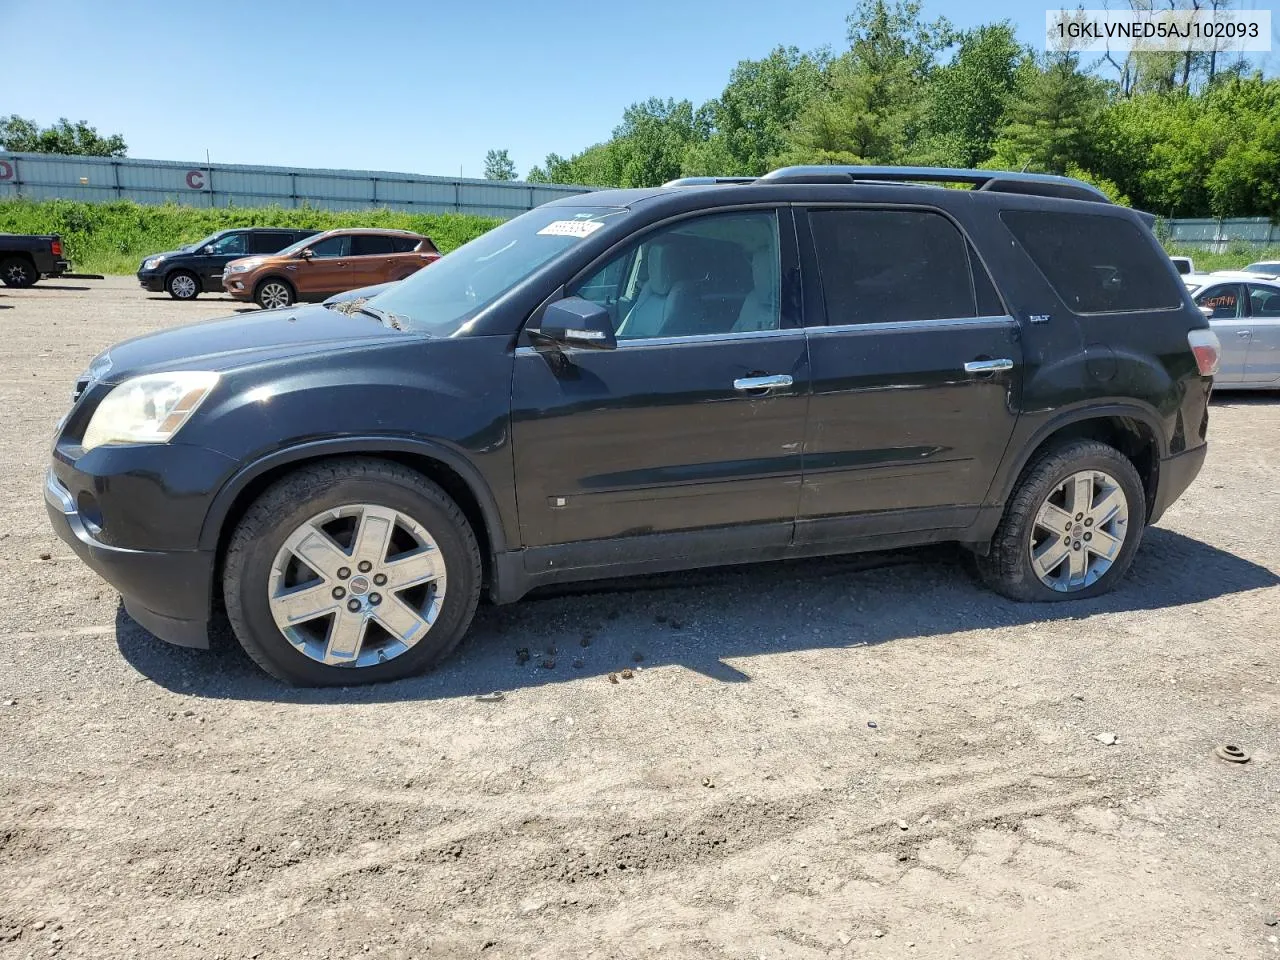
[1193,283,1249,382]
[796,207,1022,541]
[200,230,249,290]
[510,209,810,557]
[1244,284,1280,384]
[294,234,353,298]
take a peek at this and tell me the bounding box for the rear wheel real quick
[0,256,37,288]
[978,440,1146,601]
[222,458,482,686]
[166,270,200,300]
[255,278,294,309]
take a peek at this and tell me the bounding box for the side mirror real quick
[202,245,215,255]
[299,248,314,260]
[1198,305,1214,319]
[530,297,617,351]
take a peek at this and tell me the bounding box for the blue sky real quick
[2,0,1274,179]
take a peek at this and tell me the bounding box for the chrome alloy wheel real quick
[169,273,198,299]
[259,281,291,309]
[267,504,447,667]
[1029,470,1130,592]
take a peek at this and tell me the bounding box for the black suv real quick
[137,227,319,300]
[48,166,1220,686]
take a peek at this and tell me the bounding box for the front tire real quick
[222,458,482,686]
[978,440,1146,602]
[255,278,295,309]
[0,256,37,288]
[166,270,200,300]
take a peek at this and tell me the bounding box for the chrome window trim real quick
[810,314,1016,336]
[514,327,806,356]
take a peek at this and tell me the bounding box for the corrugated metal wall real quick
[1160,217,1280,252]
[0,152,596,218]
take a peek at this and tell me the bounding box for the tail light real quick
[1188,329,1221,377]
[51,239,63,256]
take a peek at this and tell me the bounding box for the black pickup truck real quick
[1,233,71,287]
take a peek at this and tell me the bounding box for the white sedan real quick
[1184,270,1280,389]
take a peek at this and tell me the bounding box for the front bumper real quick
[136,271,165,293]
[1149,442,1207,524]
[222,274,254,300]
[45,468,214,648]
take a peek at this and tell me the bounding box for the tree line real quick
[504,1,1278,219]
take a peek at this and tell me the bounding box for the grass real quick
[2,197,1277,278]
[1163,243,1280,273]
[0,198,502,275]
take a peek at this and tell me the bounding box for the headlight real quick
[81,372,219,451]
[228,259,263,274]
[143,257,165,270]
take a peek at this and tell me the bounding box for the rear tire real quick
[222,458,482,686]
[255,278,295,309]
[0,256,37,288]
[977,440,1146,602]
[166,270,200,300]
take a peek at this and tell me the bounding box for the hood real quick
[96,304,406,381]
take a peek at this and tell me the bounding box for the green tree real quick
[0,115,127,157]
[482,148,517,181]
[990,52,1108,174]
[917,22,1027,167]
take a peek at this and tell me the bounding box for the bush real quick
[0,199,502,275]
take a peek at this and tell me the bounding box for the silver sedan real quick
[1184,272,1280,389]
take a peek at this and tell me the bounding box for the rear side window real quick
[1001,210,1182,314]
[1249,284,1280,317]
[808,209,981,324]
[1194,284,1242,320]
[251,232,296,254]
[390,236,422,253]
[352,235,396,256]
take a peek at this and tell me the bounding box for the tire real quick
[0,256,37,288]
[977,440,1146,602]
[166,270,200,300]
[222,458,482,686]
[254,277,295,310]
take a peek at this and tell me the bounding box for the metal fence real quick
[1159,217,1280,252]
[0,152,596,218]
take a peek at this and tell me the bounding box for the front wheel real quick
[0,256,37,288]
[978,440,1146,602]
[255,278,295,309]
[166,270,200,300]
[222,459,482,685]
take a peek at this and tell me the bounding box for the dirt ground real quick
[1,277,1278,959]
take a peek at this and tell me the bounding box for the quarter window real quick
[808,209,980,324]
[570,210,781,340]
[1001,209,1183,314]
[1194,284,1243,320]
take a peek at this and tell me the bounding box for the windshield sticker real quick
[538,220,605,238]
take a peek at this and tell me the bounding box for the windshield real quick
[275,233,320,258]
[1245,263,1280,274]
[364,205,627,336]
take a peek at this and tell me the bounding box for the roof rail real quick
[662,176,758,187]
[757,165,1112,204]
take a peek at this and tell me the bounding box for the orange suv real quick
[223,228,439,308]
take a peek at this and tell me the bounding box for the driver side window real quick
[570,211,780,341]
[309,235,351,258]
[210,232,247,255]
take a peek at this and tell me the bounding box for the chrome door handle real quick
[964,358,1014,374]
[1237,330,1251,339]
[733,374,793,391]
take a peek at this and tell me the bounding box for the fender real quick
[197,435,511,554]
[987,399,1170,507]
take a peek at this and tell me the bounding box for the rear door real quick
[796,206,1021,541]
[1192,283,1249,382]
[294,233,352,298]
[1244,284,1280,384]
[349,234,397,287]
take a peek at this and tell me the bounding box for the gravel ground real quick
[1,277,1278,959]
